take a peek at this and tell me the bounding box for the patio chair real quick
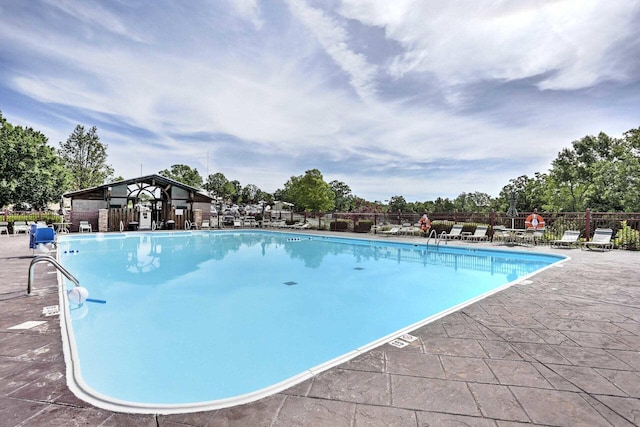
[550,230,580,248]
[13,221,30,235]
[440,224,464,240]
[200,220,211,230]
[516,228,545,246]
[581,228,614,251]
[491,226,510,245]
[0,221,8,236]
[79,221,92,233]
[465,225,489,242]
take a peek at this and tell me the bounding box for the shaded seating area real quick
[582,228,614,251]
[550,230,581,248]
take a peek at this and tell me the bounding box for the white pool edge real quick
[57,232,569,415]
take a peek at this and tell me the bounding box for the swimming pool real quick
[57,231,565,413]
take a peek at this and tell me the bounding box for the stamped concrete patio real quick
[1,232,639,426]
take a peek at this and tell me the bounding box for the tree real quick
[330,180,354,211]
[388,195,408,213]
[205,172,229,197]
[0,111,69,209]
[279,169,335,212]
[544,131,640,212]
[229,180,242,203]
[159,164,203,188]
[58,125,114,190]
[494,174,547,213]
[241,184,260,204]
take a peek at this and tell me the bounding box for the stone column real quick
[98,209,108,232]
[193,209,202,229]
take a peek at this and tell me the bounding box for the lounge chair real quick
[440,224,464,240]
[581,228,614,251]
[79,221,92,233]
[398,223,413,236]
[13,221,29,235]
[465,225,489,242]
[380,226,400,236]
[233,219,242,228]
[0,221,8,236]
[550,230,580,248]
[293,222,311,229]
[200,220,211,230]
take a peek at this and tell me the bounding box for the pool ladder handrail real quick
[426,229,441,247]
[28,255,80,295]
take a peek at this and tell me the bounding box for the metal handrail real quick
[28,255,79,295]
[426,229,441,247]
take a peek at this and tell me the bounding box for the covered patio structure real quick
[63,174,215,232]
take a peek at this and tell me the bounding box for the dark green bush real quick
[329,219,350,231]
[354,220,373,233]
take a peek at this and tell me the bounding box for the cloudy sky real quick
[1,1,639,202]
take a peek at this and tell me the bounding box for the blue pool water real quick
[57,231,564,412]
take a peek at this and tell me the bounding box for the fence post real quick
[585,208,591,241]
[490,209,495,240]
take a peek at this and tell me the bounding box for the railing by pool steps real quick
[27,255,79,295]
[425,229,441,247]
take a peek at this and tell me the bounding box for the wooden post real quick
[585,208,591,241]
[490,209,495,240]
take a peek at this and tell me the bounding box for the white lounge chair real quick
[440,224,464,240]
[465,225,489,242]
[0,221,9,236]
[13,221,29,235]
[581,228,613,251]
[79,221,92,233]
[550,230,580,248]
[380,226,400,236]
[200,220,210,230]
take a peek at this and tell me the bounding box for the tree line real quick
[1,110,638,213]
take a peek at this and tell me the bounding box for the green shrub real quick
[329,219,350,231]
[614,221,639,250]
[354,220,373,233]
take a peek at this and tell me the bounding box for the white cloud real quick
[338,0,640,91]
[285,0,379,100]
[43,0,149,43]
[228,0,264,30]
[1,0,638,200]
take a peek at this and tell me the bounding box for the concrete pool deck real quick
[1,232,639,426]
